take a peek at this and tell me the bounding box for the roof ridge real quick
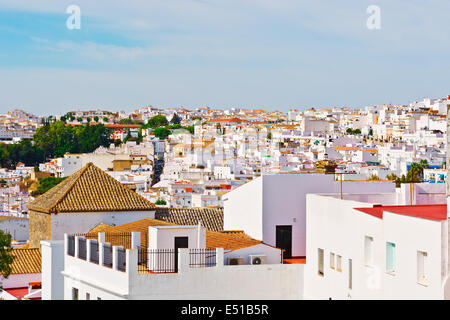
[47,162,92,213]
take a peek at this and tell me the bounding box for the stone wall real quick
[29,210,51,248]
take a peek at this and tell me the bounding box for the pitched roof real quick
[154,207,224,231]
[10,248,41,274]
[83,218,262,251]
[27,162,156,214]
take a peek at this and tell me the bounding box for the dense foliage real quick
[155,199,167,205]
[0,139,45,169]
[170,113,181,125]
[144,115,169,129]
[33,121,112,158]
[346,128,361,135]
[32,176,66,196]
[0,230,15,283]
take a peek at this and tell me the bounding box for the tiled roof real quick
[27,162,156,214]
[10,248,41,274]
[84,218,262,251]
[155,207,223,231]
[88,222,114,233]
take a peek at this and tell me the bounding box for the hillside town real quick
[0,95,448,300]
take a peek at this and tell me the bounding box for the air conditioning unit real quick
[249,255,267,265]
[227,257,244,265]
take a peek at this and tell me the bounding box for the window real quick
[72,288,79,300]
[337,255,342,272]
[318,248,324,276]
[417,251,428,285]
[97,297,101,300]
[365,236,373,266]
[386,242,396,274]
[349,259,353,289]
[86,293,90,300]
[330,252,335,269]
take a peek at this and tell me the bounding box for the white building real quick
[49,218,304,300]
[224,174,396,258]
[305,193,449,299]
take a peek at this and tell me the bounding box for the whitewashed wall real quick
[304,193,444,300]
[50,210,155,240]
[0,218,29,241]
[0,273,41,290]
[225,174,395,257]
[62,247,302,300]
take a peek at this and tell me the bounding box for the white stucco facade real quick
[224,174,396,257]
[304,194,448,300]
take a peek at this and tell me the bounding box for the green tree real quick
[86,117,91,124]
[185,126,195,134]
[146,115,168,128]
[33,121,112,159]
[94,116,99,122]
[3,139,45,168]
[0,230,15,285]
[103,117,108,123]
[170,113,181,125]
[77,117,83,123]
[32,177,66,196]
[155,199,167,205]
[154,127,170,140]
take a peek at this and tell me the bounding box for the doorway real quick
[276,225,292,259]
[174,236,189,272]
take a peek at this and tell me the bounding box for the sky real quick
[0,0,449,115]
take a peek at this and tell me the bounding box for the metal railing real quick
[67,235,75,256]
[103,244,113,268]
[117,247,126,272]
[189,249,217,268]
[79,232,135,249]
[78,238,86,260]
[90,241,99,264]
[137,246,177,273]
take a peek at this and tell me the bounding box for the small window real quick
[86,293,90,300]
[318,248,324,276]
[330,252,335,269]
[386,242,396,274]
[365,236,373,266]
[349,259,353,289]
[97,297,101,300]
[417,251,428,286]
[72,288,79,300]
[337,255,342,272]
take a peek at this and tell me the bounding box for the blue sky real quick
[0,0,449,115]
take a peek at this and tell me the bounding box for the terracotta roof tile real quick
[84,218,261,251]
[10,248,41,274]
[27,163,156,214]
[154,207,223,231]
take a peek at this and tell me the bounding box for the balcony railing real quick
[138,247,177,274]
[189,249,217,268]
